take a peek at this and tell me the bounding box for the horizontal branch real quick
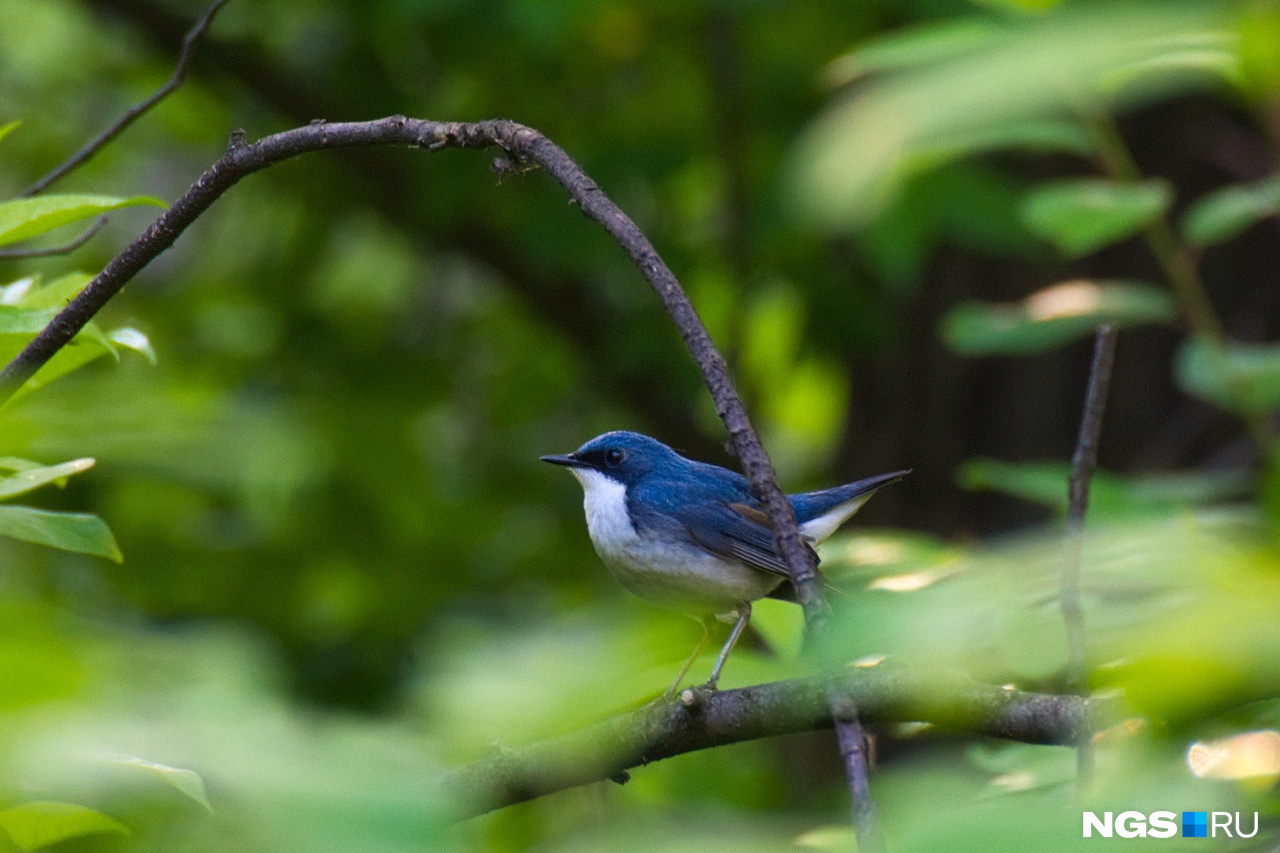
[440,667,1107,819]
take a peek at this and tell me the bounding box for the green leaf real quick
[0,121,19,147]
[973,0,1065,10]
[962,455,1249,514]
[15,272,93,310]
[1021,179,1172,256]
[969,742,1076,797]
[0,505,122,561]
[790,5,1218,228]
[0,194,164,248]
[942,280,1175,354]
[959,458,1115,513]
[0,307,58,334]
[0,458,94,501]
[0,802,127,850]
[103,755,212,811]
[1099,31,1245,95]
[107,326,157,365]
[1176,337,1280,414]
[4,333,116,405]
[927,118,1096,159]
[1182,176,1280,247]
[794,825,859,852]
[827,18,1003,84]
[1239,3,1280,98]
[957,458,1251,517]
[0,276,36,305]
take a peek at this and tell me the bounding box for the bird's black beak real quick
[540,453,590,469]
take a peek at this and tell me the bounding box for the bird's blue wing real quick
[676,498,818,579]
[627,462,811,579]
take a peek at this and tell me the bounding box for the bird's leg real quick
[704,602,751,691]
[665,615,714,696]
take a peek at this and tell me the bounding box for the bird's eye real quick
[604,448,625,467]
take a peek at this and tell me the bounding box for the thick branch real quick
[0,115,818,619]
[440,668,1104,819]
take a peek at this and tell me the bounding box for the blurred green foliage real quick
[0,0,1279,850]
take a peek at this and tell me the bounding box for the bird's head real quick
[540,430,678,488]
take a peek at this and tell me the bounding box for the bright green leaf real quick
[0,306,58,334]
[925,117,1096,159]
[0,121,20,146]
[969,743,1076,797]
[77,320,118,359]
[1176,337,1280,414]
[103,755,212,811]
[959,458,1120,513]
[0,802,127,850]
[0,458,94,501]
[0,277,36,305]
[0,505,122,561]
[973,0,1065,11]
[1021,179,1172,256]
[108,326,157,364]
[795,825,859,851]
[1239,3,1280,98]
[1099,31,1244,95]
[827,18,1002,84]
[0,194,164,248]
[957,458,1250,517]
[942,279,1176,354]
[16,272,93,310]
[1182,175,1280,247]
[5,333,116,405]
[791,5,1217,228]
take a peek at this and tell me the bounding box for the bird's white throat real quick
[568,467,638,550]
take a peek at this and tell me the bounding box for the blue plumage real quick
[542,430,908,691]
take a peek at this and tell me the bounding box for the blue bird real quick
[542,430,908,693]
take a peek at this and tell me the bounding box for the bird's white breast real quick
[568,468,779,613]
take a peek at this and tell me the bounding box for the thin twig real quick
[441,667,1103,819]
[1063,324,1117,786]
[21,0,231,197]
[0,216,107,259]
[833,698,885,853]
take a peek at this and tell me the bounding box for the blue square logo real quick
[1183,812,1208,838]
